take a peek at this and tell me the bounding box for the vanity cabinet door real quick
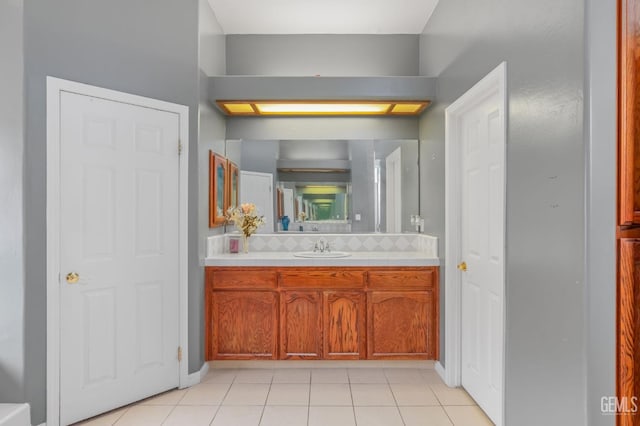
[618,239,640,426]
[323,291,366,360]
[367,291,435,360]
[280,291,322,359]
[210,291,278,360]
[619,0,640,226]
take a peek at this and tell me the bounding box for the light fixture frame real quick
[216,100,430,116]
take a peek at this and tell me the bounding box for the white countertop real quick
[203,251,440,267]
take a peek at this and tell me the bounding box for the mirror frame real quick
[209,151,228,227]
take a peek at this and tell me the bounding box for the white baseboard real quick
[435,361,447,383]
[0,403,31,426]
[185,362,209,387]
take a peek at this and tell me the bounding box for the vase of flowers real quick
[225,203,265,253]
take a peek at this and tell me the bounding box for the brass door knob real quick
[66,272,80,284]
[457,262,467,272]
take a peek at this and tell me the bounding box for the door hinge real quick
[178,140,183,156]
[177,346,183,362]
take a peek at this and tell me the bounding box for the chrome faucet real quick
[313,237,330,253]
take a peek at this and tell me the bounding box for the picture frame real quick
[209,151,228,227]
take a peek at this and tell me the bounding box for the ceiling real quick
[207,0,440,35]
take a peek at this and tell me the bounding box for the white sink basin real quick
[293,251,352,258]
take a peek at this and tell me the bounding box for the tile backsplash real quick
[207,233,438,258]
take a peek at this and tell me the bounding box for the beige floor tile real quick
[309,383,353,406]
[162,405,218,426]
[114,405,172,426]
[311,368,349,383]
[233,368,274,383]
[350,383,396,406]
[391,383,440,406]
[399,406,454,426]
[211,405,263,426]
[202,369,237,384]
[266,383,310,406]
[74,407,128,425]
[260,406,308,426]
[430,384,476,406]
[421,369,446,385]
[223,383,270,405]
[385,368,428,384]
[443,406,494,426]
[354,406,404,426]
[179,383,231,405]
[347,368,387,383]
[272,368,311,383]
[308,406,356,426]
[139,389,187,405]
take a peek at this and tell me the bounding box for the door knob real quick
[457,262,467,272]
[66,272,80,284]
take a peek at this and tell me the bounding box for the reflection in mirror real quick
[225,139,419,233]
[291,184,349,221]
[228,161,239,209]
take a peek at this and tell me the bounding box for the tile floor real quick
[75,367,494,426]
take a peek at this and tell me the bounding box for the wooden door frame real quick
[442,62,507,425]
[45,77,190,426]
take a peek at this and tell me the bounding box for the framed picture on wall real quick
[209,151,228,227]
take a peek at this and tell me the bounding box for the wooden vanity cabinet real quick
[617,2,640,424]
[367,269,439,360]
[280,291,323,359]
[205,266,438,361]
[279,268,366,360]
[208,291,278,359]
[323,291,366,360]
[205,268,278,360]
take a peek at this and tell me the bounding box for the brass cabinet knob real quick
[457,262,467,272]
[66,272,80,284]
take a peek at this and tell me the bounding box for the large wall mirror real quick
[223,139,420,234]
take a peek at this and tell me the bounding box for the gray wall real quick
[226,35,419,76]
[0,0,25,405]
[223,35,422,143]
[24,1,200,422]
[419,1,586,425]
[196,0,227,372]
[586,0,616,424]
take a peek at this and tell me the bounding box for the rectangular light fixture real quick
[217,100,429,116]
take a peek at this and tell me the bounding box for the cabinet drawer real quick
[279,269,365,289]
[208,268,277,289]
[368,268,436,290]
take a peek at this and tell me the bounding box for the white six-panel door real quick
[455,67,505,425]
[59,91,181,424]
[240,171,274,233]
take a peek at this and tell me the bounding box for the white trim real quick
[434,361,446,383]
[46,77,190,426]
[444,62,507,425]
[185,362,210,387]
